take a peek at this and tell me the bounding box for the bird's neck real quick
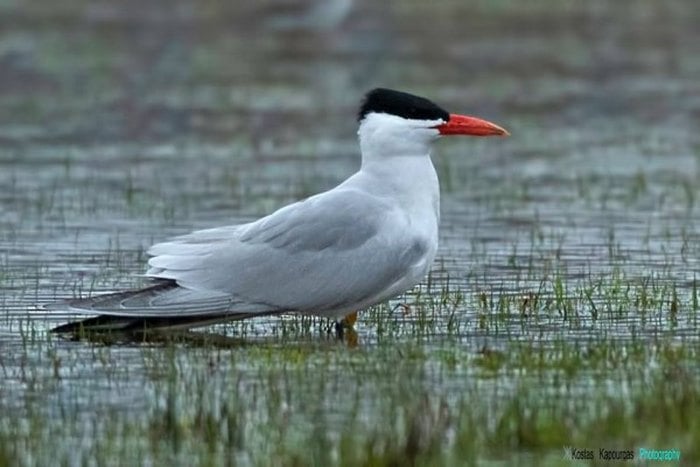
[354,152,440,222]
[354,123,441,221]
[360,153,436,186]
[358,132,438,195]
[359,134,434,167]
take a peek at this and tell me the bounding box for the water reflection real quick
[0,1,699,462]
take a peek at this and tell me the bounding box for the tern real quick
[49,88,508,334]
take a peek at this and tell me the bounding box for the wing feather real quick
[144,188,427,315]
[47,281,277,317]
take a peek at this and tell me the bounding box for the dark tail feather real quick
[50,311,276,334]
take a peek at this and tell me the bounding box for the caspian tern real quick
[49,88,508,334]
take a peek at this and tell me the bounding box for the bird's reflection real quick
[55,325,360,348]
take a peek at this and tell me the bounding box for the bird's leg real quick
[342,311,358,327]
[333,311,358,339]
[334,320,344,338]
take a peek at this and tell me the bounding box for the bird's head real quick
[357,88,508,160]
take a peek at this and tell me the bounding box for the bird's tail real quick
[48,312,269,334]
[46,280,277,334]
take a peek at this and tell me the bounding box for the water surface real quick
[2,0,699,464]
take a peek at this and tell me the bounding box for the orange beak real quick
[436,114,509,137]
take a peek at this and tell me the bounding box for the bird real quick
[48,88,508,335]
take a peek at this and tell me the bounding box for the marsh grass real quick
[1,320,698,465]
[4,229,699,465]
[3,0,700,465]
[5,212,700,466]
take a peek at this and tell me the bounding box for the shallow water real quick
[2,0,700,464]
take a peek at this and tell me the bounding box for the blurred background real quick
[2,0,699,219]
[3,0,699,272]
[3,0,700,300]
[2,0,700,464]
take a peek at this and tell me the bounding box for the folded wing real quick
[144,188,425,316]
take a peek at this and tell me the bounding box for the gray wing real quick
[46,281,274,317]
[139,188,427,316]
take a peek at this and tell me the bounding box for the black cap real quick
[358,88,449,123]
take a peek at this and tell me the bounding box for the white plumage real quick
[49,89,507,332]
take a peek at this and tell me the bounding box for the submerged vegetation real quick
[2,269,698,465]
[2,0,700,465]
